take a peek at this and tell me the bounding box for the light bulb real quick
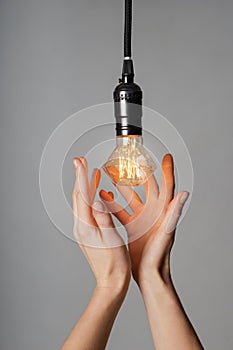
[103,135,156,186]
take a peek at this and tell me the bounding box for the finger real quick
[144,173,159,201]
[72,158,79,217]
[73,157,93,223]
[104,165,119,183]
[106,166,144,210]
[115,184,143,212]
[90,168,101,203]
[79,156,90,188]
[79,156,88,169]
[99,189,131,224]
[107,191,114,200]
[92,201,125,247]
[159,154,175,205]
[92,200,115,229]
[102,190,114,200]
[162,191,189,234]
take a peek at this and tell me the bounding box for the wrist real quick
[139,276,178,310]
[137,269,174,294]
[132,254,172,288]
[96,274,131,300]
[94,284,128,305]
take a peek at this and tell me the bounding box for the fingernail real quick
[93,201,105,212]
[179,192,189,204]
[79,156,86,167]
[99,190,112,202]
[73,159,79,169]
[108,191,114,200]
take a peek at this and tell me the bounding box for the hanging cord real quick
[120,0,134,82]
[124,0,132,58]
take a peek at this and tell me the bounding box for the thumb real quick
[163,191,189,234]
[92,200,115,229]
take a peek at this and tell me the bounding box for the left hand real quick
[72,157,131,293]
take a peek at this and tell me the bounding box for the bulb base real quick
[113,59,143,136]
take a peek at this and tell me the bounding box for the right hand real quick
[100,154,189,286]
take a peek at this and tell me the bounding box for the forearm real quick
[140,274,204,350]
[61,286,127,350]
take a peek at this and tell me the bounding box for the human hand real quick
[100,154,189,287]
[72,157,131,294]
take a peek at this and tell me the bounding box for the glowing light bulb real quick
[103,135,156,186]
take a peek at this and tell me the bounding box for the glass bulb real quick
[103,135,156,186]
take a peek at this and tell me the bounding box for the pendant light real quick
[103,0,156,186]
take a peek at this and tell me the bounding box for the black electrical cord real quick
[124,0,132,58]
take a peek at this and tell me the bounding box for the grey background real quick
[1,0,233,349]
